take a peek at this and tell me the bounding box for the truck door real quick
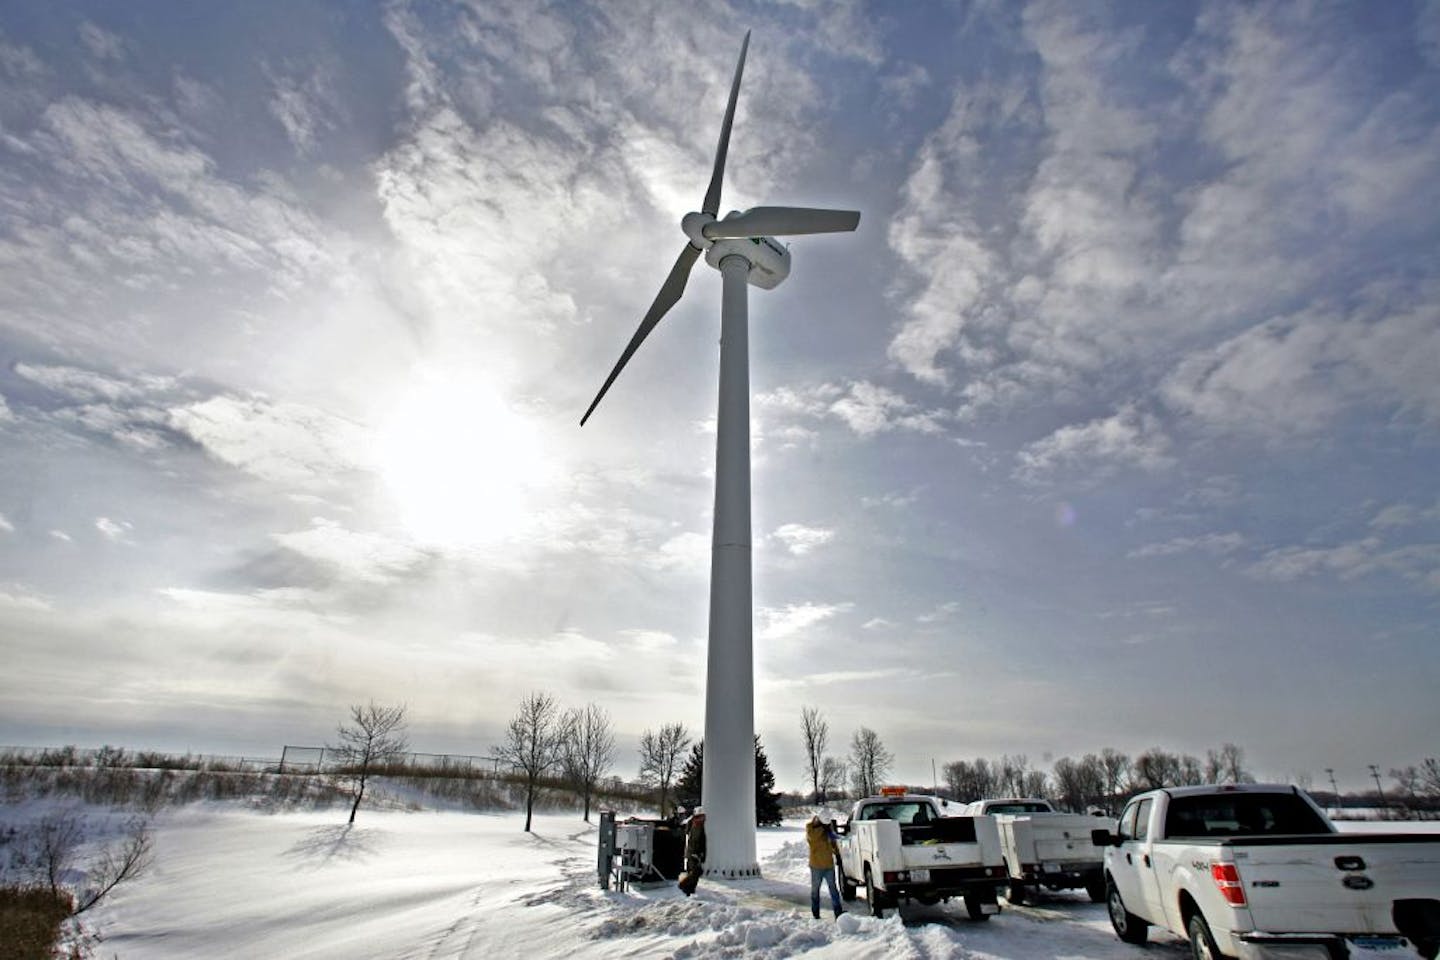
[1128,798,1165,922]
[1111,801,1145,916]
[1115,798,1164,924]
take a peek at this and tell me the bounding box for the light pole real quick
[1325,767,1340,817]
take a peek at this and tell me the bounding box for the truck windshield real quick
[985,802,1051,814]
[859,802,932,825]
[1164,793,1331,838]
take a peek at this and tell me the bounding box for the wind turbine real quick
[581,32,859,878]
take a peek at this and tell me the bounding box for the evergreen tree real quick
[672,737,785,825]
[675,741,703,812]
[754,736,783,826]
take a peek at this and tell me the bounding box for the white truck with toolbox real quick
[835,790,1008,920]
[962,797,1116,903]
[1093,783,1440,959]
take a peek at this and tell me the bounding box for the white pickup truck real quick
[962,797,1115,903]
[835,791,1008,920]
[1094,783,1440,959]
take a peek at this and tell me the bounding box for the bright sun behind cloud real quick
[373,375,553,548]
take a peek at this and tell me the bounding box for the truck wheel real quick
[1187,912,1231,960]
[1085,876,1106,903]
[1006,881,1027,905]
[1107,880,1148,945]
[864,865,885,919]
[964,893,991,922]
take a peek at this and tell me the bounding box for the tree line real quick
[329,698,1440,827]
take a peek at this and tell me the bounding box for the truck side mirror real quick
[1091,828,1120,847]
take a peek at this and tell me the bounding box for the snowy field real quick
[13,801,1435,959]
[71,802,1186,960]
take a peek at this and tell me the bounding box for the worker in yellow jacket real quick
[805,814,845,919]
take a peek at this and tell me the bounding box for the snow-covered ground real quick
[11,801,1435,959]
[63,803,1191,959]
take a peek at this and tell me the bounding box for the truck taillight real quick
[1210,863,1247,907]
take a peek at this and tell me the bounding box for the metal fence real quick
[278,745,509,776]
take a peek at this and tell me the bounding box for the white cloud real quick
[271,519,431,584]
[862,617,891,630]
[1128,532,1246,560]
[916,601,960,624]
[0,513,13,533]
[95,517,133,542]
[1246,538,1440,590]
[648,532,710,574]
[1163,292,1440,439]
[758,601,853,641]
[771,523,835,556]
[169,394,370,489]
[15,362,169,403]
[266,65,338,154]
[78,21,126,60]
[0,393,13,422]
[1015,406,1174,485]
[0,584,51,611]
[754,381,946,438]
[1370,500,1440,530]
[828,381,946,436]
[49,530,72,543]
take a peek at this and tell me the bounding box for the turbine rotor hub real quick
[681,211,716,249]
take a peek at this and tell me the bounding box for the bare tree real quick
[1022,769,1049,800]
[998,754,1030,796]
[1205,743,1252,784]
[820,756,847,800]
[1133,747,1180,790]
[332,701,409,824]
[1420,758,1440,798]
[496,691,566,832]
[638,722,690,817]
[800,706,830,802]
[1100,748,1130,806]
[562,702,616,823]
[27,811,152,916]
[942,757,998,801]
[1051,755,1105,811]
[848,727,893,797]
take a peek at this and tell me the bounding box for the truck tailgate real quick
[1230,836,1440,935]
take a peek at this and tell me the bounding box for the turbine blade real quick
[580,244,703,426]
[702,206,861,239]
[701,31,750,216]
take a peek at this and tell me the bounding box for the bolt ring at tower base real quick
[706,864,763,879]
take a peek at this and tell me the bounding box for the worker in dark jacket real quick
[805,814,845,919]
[679,807,706,895]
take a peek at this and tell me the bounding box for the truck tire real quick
[1187,911,1232,960]
[1106,879,1149,945]
[1006,881,1028,905]
[864,865,885,919]
[964,893,992,922]
[1084,876,1106,903]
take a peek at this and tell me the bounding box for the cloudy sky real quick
[1,1,1437,794]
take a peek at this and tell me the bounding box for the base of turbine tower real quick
[705,863,762,879]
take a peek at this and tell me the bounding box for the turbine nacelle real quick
[579,32,860,426]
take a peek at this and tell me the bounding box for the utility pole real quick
[1369,764,1387,812]
[932,758,938,795]
[1325,768,1340,817]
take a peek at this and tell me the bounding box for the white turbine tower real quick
[580,32,859,878]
